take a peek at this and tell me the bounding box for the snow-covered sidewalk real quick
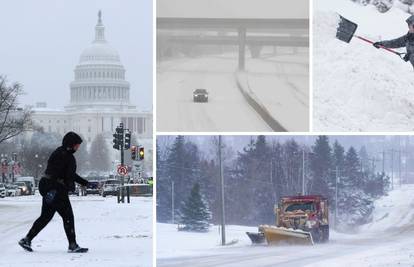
[0,195,152,267]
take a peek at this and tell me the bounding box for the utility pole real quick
[171,180,175,224]
[399,149,402,187]
[335,166,339,228]
[219,136,226,246]
[391,149,394,190]
[302,149,305,195]
[120,123,125,203]
[270,160,276,203]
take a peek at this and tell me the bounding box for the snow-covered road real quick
[157,185,414,267]
[157,56,272,132]
[0,195,152,267]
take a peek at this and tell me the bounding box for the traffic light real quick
[124,131,131,150]
[138,147,144,161]
[112,126,123,150]
[113,133,120,150]
[131,146,137,160]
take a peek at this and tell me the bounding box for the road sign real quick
[117,165,128,176]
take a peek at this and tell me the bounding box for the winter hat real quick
[406,15,414,25]
[62,132,83,151]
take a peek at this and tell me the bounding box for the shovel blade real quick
[336,15,358,43]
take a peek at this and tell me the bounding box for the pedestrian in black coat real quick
[373,15,414,69]
[19,132,89,253]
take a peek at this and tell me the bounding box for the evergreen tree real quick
[180,183,212,232]
[344,147,362,188]
[231,136,275,225]
[283,139,302,194]
[162,136,202,222]
[337,146,373,229]
[330,140,346,207]
[309,136,331,196]
[364,172,390,197]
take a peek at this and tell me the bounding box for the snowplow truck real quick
[246,195,329,245]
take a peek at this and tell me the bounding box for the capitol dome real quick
[67,11,132,111]
[79,43,121,64]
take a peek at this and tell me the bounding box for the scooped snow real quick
[360,184,414,233]
[314,0,414,131]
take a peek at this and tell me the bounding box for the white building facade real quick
[31,11,152,143]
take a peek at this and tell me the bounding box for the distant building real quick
[31,11,152,143]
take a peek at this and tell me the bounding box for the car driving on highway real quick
[193,88,209,102]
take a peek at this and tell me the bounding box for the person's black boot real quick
[68,242,88,253]
[18,237,33,252]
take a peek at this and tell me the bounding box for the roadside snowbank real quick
[360,184,414,234]
[305,184,414,267]
[157,223,256,259]
[314,0,414,131]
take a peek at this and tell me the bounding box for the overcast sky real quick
[0,0,152,111]
[157,0,309,19]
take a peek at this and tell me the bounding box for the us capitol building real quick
[31,11,152,143]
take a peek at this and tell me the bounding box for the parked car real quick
[85,180,101,195]
[16,177,35,195]
[5,184,20,197]
[0,183,6,198]
[101,179,121,197]
[14,182,31,196]
[193,88,209,102]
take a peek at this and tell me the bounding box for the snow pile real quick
[314,0,414,131]
[359,184,414,233]
[304,184,414,267]
[157,223,256,259]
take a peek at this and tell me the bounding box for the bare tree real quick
[0,76,32,144]
[89,133,111,172]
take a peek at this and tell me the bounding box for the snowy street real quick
[0,195,152,267]
[157,185,414,267]
[157,52,308,132]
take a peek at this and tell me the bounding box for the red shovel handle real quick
[355,35,404,57]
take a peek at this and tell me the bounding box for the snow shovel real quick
[336,15,405,59]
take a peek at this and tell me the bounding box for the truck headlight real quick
[306,220,317,228]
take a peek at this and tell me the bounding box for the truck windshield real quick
[285,202,315,212]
